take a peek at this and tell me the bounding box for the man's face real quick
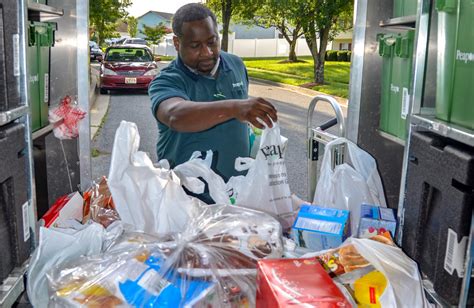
[173,16,220,74]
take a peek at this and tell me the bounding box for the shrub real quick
[326,50,338,61]
[337,51,349,62]
[346,51,352,62]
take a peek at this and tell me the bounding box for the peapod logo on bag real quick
[260,144,283,160]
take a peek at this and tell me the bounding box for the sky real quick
[127,0,203,17]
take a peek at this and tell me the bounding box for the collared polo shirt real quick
[149,51,249,180]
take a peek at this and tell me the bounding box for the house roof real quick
[137,11,174,21]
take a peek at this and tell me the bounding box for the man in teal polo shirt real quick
[149,3,277,181]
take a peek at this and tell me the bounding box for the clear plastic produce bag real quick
[47,205,284,307]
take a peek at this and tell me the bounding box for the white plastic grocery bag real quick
[27,223,108,308]
[302,237,433,307]
[227,122,293,228]
[313,138,387,235]
[108,121,229,235]
[351,238,432,307]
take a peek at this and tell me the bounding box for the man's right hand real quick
[234,97,278,129]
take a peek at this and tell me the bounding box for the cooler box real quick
[0,0,21,112]
[0,123,32,281]
[393,0,418,17]
[435,0,474,130]
[378,30,414,140]
[402,131,474,305]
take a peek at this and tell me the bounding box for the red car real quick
[99,44,160,94]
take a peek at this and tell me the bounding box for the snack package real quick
[47,205,283,307]
[82,176,120,228]
[256,258,352,307]
[316,234,393,277]
[40,192,84,228]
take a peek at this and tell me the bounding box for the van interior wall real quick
[348,0,404,209]
[33,0,80,217]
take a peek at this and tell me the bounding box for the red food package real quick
[256,258,352,308]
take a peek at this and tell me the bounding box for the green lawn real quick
[243,56,351,98]
[155,55,351,98]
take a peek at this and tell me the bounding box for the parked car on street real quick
[89,41,103,62]
[122,38,148,45]
[99,44,160,94]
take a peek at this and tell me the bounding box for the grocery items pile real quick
[28,121,432,307]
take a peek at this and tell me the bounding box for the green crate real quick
[27,22,55,131]
[393,0,418,17]
[378,30,415,140]
[435,0,474,130]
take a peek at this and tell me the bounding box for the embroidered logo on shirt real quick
[232,81,244,88]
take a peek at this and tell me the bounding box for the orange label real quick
[369,287,377,304]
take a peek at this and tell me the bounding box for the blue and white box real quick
[291,205,350,251]
[357,204,397,239]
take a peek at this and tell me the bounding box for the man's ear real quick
[173,36,180,52]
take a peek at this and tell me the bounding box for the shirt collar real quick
[176,53,231,81]
[184,57,220,79]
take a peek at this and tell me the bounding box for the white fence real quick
[152,37,327,58]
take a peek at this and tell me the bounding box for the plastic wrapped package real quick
[47,205,284,307]
[83,176,120,228]
[48,96,87,140]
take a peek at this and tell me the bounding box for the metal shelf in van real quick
[0,106,29,127]
[411,114,474,147]
[379,15,416,29]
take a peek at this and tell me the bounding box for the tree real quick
[127,16,138,37]
[300,0,353,84]
[205,0,257,52]
[249,0,305,62]
[90,0,132,46]
[140,24,170,45]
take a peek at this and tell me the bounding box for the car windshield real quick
[105,48,152,62]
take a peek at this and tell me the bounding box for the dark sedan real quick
[99,44,160,94]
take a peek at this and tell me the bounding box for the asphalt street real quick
[91,63,347,201]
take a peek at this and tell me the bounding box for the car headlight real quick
[144,68,160,76]
[103,68,117,76]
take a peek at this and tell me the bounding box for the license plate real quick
[125,77,137,84]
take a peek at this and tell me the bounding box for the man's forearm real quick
[158,98,240,132]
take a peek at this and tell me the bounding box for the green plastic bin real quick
[378,30,415,140]
[393,0,418,17]
[28,22,55,132]
[435,0,474,130]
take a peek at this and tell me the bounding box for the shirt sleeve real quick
[148,71,190,120]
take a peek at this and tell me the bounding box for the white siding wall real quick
[152,38,320,58]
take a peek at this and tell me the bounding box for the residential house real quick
[136,11,173,38]
[331,30,353,51]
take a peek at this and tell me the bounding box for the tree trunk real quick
[289,40,297,62]
[314,28,330,84]
[221,0,232,52]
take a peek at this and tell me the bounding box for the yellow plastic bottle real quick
[353,270,387,307]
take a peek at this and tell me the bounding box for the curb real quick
[249,77,348,107]
[89,67,110,140]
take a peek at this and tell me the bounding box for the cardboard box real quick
[358,204,397,238]
[40,192,84,228]
[256,258,351,307]
[291,205,350,251]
